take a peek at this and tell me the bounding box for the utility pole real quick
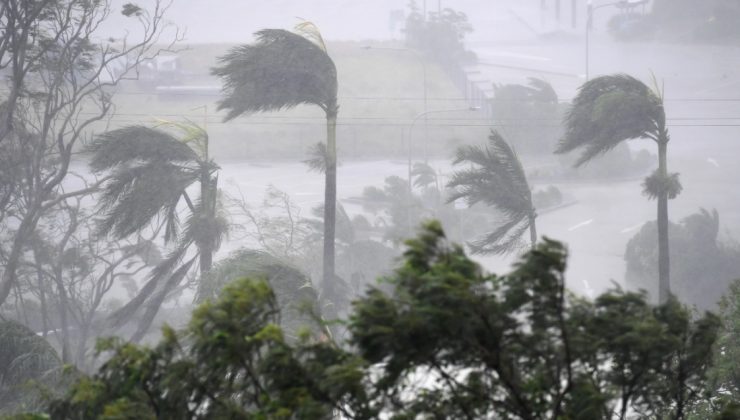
[572,0,577,28]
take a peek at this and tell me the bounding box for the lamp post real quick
[361,45,428,159]
[402,106,480,233]
[406,106,480,192]
[586,0,642,80]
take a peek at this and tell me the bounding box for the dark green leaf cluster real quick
[50,279,369,419]
[43,222,728,419]
[624,208,740,310]
[642,170,683,200]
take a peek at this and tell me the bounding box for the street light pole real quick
[586,0,592,81]
[406,106,480,192]
[586,0,634,81]
[403,106,480,233]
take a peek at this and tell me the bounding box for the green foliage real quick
[490,78,563,155]
[447,130,536,254]
[557,74,665,167]
[704,278,740,404]
[625,208,740,310]
[42,223,727,418]
[404,2,475,64]
[196,249,322,339]
[642,169,683,200]
[48,278,368,419]
[0,320,64,415]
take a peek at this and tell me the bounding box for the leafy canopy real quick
[43,222,727,419]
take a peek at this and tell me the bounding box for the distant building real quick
[138,55,182,87]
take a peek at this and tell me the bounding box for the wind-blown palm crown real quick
[88,123,228,340]
[212,24,341,308]
[447,130,536,255]
[557,73,676,304]
[556,74,665,167]
[212,29,338,119]
[89,124,223,244]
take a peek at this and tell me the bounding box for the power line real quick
[112,90,740,103]
[74,110,740,123]
[84,117,740,129]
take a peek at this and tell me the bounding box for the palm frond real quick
[107,239,194,329]
[642,170,682,200]
[130,256,198,342]
[447,130,533,218]
[294,20,328,52]
[303,142,328,173]
[557,74,664,167]
[97,161,199,238]
[88,125,199,172]
[185,195,230,255]
[448,131,535,255]
[212,29,338,121]
[153,119,209,160]
[468,215,531,255]
[310,201,354,245]
[411,162,437,189]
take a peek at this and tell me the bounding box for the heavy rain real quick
[1,0,739,418]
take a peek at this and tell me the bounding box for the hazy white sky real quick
[103,0,591,44]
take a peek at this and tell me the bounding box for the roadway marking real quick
[620,223,643,234]
[568,219,593,231]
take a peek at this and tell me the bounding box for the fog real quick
[2,0,740,416]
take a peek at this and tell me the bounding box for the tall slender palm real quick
[212,24,339,300]
[447,130,537,255]
[556,74,680,303]
[89,122,228,339]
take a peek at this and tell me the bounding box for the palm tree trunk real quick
[528,213,537,249]
[657,137,670,303]
[199,170,214,274]
[323,109,338,303]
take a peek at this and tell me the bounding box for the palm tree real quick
[211,24,340,302]
[556,74,680,303]
[447,130,537,255]
[89,122,228,340]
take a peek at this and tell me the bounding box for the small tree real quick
[448,130,537,254]
[0,0,178,309]
[45,223,724,419]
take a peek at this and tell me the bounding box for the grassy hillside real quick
[107,41,487,161]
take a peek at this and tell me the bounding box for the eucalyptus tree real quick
[556,74,679,303]
[89,122,228,341]
[447,130,537,255]
[0,0,177,308]
[211,23,340,301]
